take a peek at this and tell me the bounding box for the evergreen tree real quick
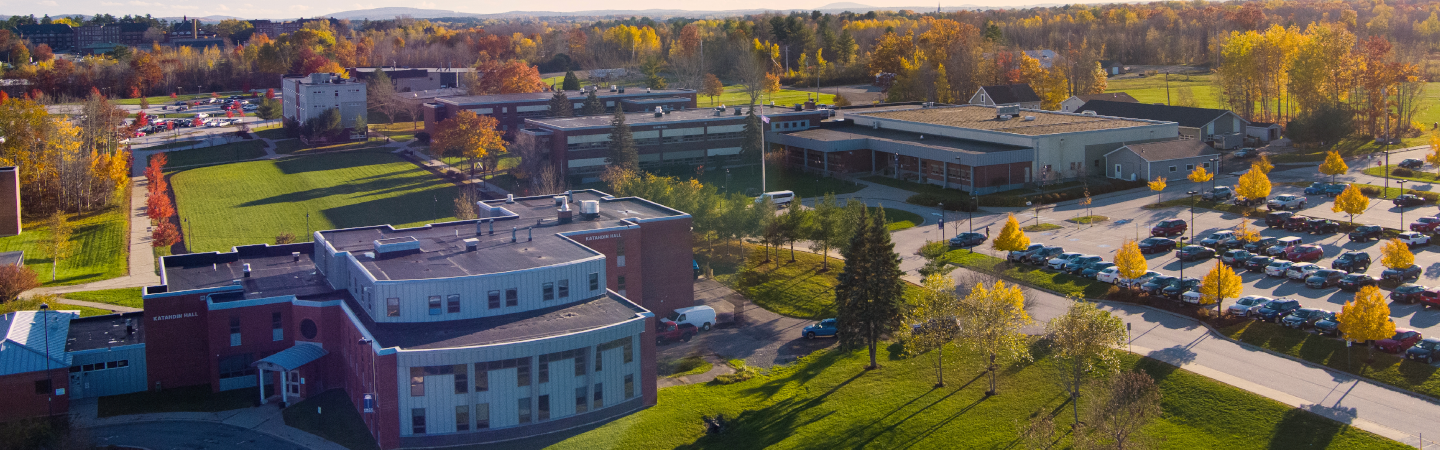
[549,90,574,118]
[606,107,639,171]
[835,207,906,369]
[562,70,581,91]
[581,89,604,115]
[741,110,764,164]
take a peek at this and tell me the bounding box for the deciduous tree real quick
[0,264,39,302]
[961,279,1032,395]
[902,273,963,387]
[701,73,725,106]
[1147,176,1166,204]
[1338,285,1395,357]
[1083,371,1162,450]
[917,240,955,277]
[992,213,1030,253]
[806,193,843,270]
[1233,219,1260,244]
[1187,165,1212,184]
[1427,132,1440,178]
[1319,150,1348,183]
[777,196,810,261]
[1045,301,1127,427]
[1380,238,1414,270]
[835,207,905,370]
[432,110,506,174]
[1200,260,1243,315]
[1236,164,1271,202]
[1332,184,1369,225]
[1254,154,1274,174]
[1114,240,1147,282]
[41,211,71,281]
[152,222,180,248]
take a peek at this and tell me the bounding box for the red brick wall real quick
[144,293,212,390]
[636,217,695,320]
[0,369,68,422]
[0,167,19,236]
[206,302,298,392]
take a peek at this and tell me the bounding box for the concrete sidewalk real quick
[33,177,162,296]
[71,397,349,450]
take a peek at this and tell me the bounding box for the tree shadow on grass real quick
[272,148,405,175]
[1266,408,1343,449]
[319,185,461,229]
[238,176,442,208]
[849,372,988,449]
[704,368,869,449]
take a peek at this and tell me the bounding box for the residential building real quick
[968,85,1042,109]
[423,88,697,136]
[1103,139,1220,182]
[519,104,829,181]
[350,68,475,93]
[1060,93,1138,113]
[281,73,368,127]
[0,310,74,423]
[1075,100,1248,148]
[249,19,321,39]
[75,23,152,51]
[15,24,74,52]
[1099,60,1125,76]
[770,104,1178,193]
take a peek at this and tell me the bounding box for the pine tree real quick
[835,207,906,370]
[549,90,574,118]
[581,89,604,115]
[562,70,581,91]
[606,107,638,171]
[741,110,764,164]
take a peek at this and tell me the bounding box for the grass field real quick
[1364,165,1440,183]
[63,287,144,309]
[881,207,922,231]
[156,140,269,169]
[0,206,129,286]
[170,148,460,252]
[1221,320,1440,400]
[1,295,116,317]
[1106,73,1221,109]
[113,91,248,106]
[720,243,920,320]
[945,250,1113,299]
[274,139,391,155]
[283,389,380,450]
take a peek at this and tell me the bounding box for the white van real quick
[756,190,795,208]
[667,305,717,331]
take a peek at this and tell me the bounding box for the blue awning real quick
[253,343,328,371]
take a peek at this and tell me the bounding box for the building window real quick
[1203,162,1211,169]
[476,403,490,429]
[272,312,283,341]
[595,347,603,372]
[505,288,518,307]
[454,364,468,394]
[616,239,626,267]
[218,354,254,379]
[518,397,532,424]
[410,367,425,396]
[539,358,550,383]
[229,317,241,347]
[1169,165,1177,172]
[624,340,633,363]
[474,365,488,392]
[428,296,442,315]
[574,351,587,376]
[538,395,550,421]
[617,276,626,292]
[543,282,555,301]
[34,379,51,395]
[387,298,400,317]
[558,279,570,298]
[411,408,426,434]
[1186,164,1195,171]
[487,290,500,309]
[593,383,604,408]
[625,374,635,399]
[589,273,599,291]
[516,358,531,387]
[447,294,461,313]
[455,405,469,431]
[575,386,589,414]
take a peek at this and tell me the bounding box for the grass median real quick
[944,250,1113,299]
[63,287,144,309]
[0,206,129,287]
[1220,320,1440,400]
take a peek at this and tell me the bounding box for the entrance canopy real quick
[253,342,327,372]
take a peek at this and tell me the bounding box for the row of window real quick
[409,338,633,397]
[410,376,635,434]
[564,132,746,151]
[69,359,130,373]
[385,273,601,318]
[228,312,285,347]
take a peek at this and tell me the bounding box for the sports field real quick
[170,148,460,252]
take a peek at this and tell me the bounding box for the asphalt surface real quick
[90,421,311,450]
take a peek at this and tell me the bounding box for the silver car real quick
[1047,252,1083,270]
[1228,295,1273,317]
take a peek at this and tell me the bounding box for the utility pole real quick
[1165,72,1171,106]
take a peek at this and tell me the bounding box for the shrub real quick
[713,360,759,385]
[275,232,296,244]
[415,131,431,144]
[906,193,975,211]
[1392,167,1414,177]
[0,265,40,302]
[1360,186,1383,197]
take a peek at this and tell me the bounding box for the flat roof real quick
[783,125,1031,154]
[353,293,644,350]
[853,105,1160,136]
[160,247,337,301]
[439,89,694,107]
[528,104,819,130]
[66,312,145,352]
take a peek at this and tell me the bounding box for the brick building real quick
[422,88,697,137]
[281,73,368,127]
[75,23,152,51]
[350,68,475,93]
[15,24,75,52]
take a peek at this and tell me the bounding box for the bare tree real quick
[1082,371,1163,450]
[1017,411,1058,450]
[453,187,480,219]
[734,42,768,107]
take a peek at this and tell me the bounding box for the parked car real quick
[1200,230,1238,249]
[1282,216,1312,232]
[1286,244,1324,262]
[1413,289,1440,308]
[1235,195,1266,207]
[1375,329,1424,353]
[1065,255,1105,275]
[1266,237,1304,257]
[667,305,717,331]
[1138,237,1177,254]
[1256,298,1302,322]
[1220,249,1254,266]
[1390,284,1430,303]
[1268,195,1308,211]
[242,104,258,111]
[756,190,795,208]
[1228,296,1273,318]
[1306,269,1346,289]
[1307,219,1340,234]
[1349,225,1384,242]
[1282,308,1330,329]
[1265,259,1295,277]
[1399,158,1425,169]
[1404,338,1440,363]
[1176,245,1216,261]
[1383,265,1424,282]
[1202,186,1234,201]
[1396,231,1431,247]
[1118,271,1162,288]
[1411,217,1440,233]
[1338,273,1378,292]
[1314,312,1342,336]
[1008,243,1046,262]
[949,232,987,247]
[1285,262,1322,280]
[1303,182,1332,195]
[1095,266,1123,284]
[1322,183,1348,197]
[1047,252,1084,270]
[1245,255,1275,272]
[655,320,698,344]
[1162,278,1201,299]
[1151,219,1187,237]
[1245,237,1280,254]
[1181,288,1206,304]
[1081,262,1116,279]
[1265,211,1295,227]
[1332,252,1372,273]
[1393,194,1427,207]
[802,318,838,339]
[1026,246,1067,265]
[1141,276,1179,296]
[1233,147,1257,158]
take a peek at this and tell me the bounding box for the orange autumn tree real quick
[432,111,507,175]
[464,60,545,95]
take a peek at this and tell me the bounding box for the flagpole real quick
[760,114,768,193]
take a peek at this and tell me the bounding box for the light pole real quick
[39,303,52,418]
[1397,180,1408,229]
[1187,190,1199,243]
[1209,158,1219,190]
[939,202,946,237]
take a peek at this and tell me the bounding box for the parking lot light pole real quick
[1187,190,1199,242]
[1397,180,1408,230]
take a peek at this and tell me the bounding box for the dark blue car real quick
[1405,338,1440,364]
[803,318,838,339]
[1257,299,1302,322]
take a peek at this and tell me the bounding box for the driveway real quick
[90,421,311,450]
[658,279,836,371]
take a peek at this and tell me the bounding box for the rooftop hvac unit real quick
[580,200,600,219]
[996,104,1022,116]
[999,115,1013,120]
[734,107,742,116]
[1081,110,1097,116]
[610,85,617,92]
[464,238,479,252]
[1023,116,1036,121]
[506,194,515,203]
[654,106,663,118]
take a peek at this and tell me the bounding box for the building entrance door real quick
[287,371,301,398]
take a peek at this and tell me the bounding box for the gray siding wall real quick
[68,344,147,399]
[1103,148,1151,181]
[1032,124,1177,181]
[365,257,607,323]
[393,315,646,436]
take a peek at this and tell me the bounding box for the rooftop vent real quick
[580,200,600,219]
[794,104,803,111]
[734,107,742,116]
[618,87,625,93]
[505,194,515,203]
[292,252,301,262]
[1023,116,1036,121]
[554,195,567,206]
[243,263,252,277]
[373,236,421,256]
[464,238,479,251]
[654,106,663,118]
[1081,110,1097,116]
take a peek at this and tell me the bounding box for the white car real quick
[243,104,258,111]
[1047,252,1083,270]
[1118,270,1162,288]
[1285,262,1321,280]
[1095,267,1123,284]
[1228,295,1273,317]
[1181,289,1205,304]
[1397,232,1431,247]
[1265,260,1294,277]
[1267,195,1307,210]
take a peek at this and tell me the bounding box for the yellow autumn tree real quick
[1319,150,1349,183]
[432,110,507,174]
[1332,184,1369,224]
[1233,219,1260,244]
[1427,131,1440,178]
[1187,165,1213,184]
[992,213,1031,253]
[1337,286,1395,355]
[1147,176,1166,204]
[1254,154,1274,174]
[1114,240,1147,281]
[1235,164,1272,202]
[1380,238,1414,269]
[960,280,1033,395]
[1200,260,1243,315]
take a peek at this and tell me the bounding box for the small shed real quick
[1247,122,1282,143]
[1104,139,1221,182]
[969,84,1042,109]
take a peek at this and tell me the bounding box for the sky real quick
[0,0,1114,21]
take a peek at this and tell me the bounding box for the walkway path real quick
[33,177,162,297]
[71,398,348,450]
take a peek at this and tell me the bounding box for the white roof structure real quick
[0,310,77,376]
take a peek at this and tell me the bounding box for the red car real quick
[1285,244,1324,262]
[655,319,697,345]
[1421,289,1440,309]
[1375,328,1424,353]
[1411,217,1440,233]
[1151,219,1187,237]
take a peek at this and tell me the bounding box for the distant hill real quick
[816,2,875,10]
[322,4,994,20]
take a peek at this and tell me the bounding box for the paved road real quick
[90,421,311,450]
[659,279,836,369]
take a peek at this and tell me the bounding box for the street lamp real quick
[1187,190,1199,243]
[39,303,52,418]
[1397,179,1408,230]
[938,202,946,237]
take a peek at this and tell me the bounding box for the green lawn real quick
[709,85,836,108]
[272,139,305,154]
[274,139,391,155]
[283,389,380,450]
[114,91,247,106]
[1269,136,1428,163]
[1363,165,1440,183]
[878,207,923,231]
[253,127,289,140]
[2,295,116,317]
[1106,73,1221,109]
[156,140,269,169]
[1068,215,1109,224]
[1023,223,1063,232]
[650,164,864,199]
[721,243,919,320]
[97,384,257,417]
[945,250,1113,299]
[62,287,144,309]
[0,206,129,286]
[142,140,208,151]
[1221,321,1440,400]
[170,148,460,252]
